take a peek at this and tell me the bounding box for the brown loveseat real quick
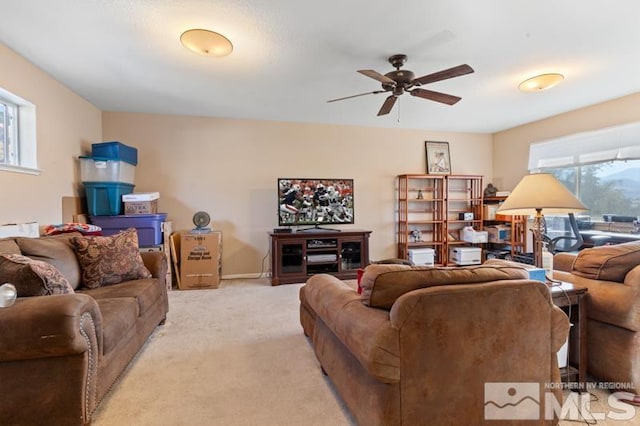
[0,230,169,425]
[552,241,640,395]
[300,259,570,425]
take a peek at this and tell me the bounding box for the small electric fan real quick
[192,211,211,232]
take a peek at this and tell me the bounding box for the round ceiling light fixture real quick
[518,73,564,92]
[180,29,233,57]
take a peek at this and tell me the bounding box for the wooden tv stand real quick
[270,230,371,285]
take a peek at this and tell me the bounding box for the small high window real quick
[0,98,19,165]
[0,88,37,174]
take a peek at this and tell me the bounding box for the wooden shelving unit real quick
[483,196,527,258]
[397,174,483,265]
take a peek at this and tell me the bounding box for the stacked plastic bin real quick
[82,141,167,248]
[81,141,138,215]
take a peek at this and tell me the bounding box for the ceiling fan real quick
[328,54,474,116]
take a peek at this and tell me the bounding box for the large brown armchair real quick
[300,259,570,425]
[552,241,640,396]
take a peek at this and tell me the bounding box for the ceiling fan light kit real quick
[180,29,233,57]
[328,54,474,116]
[518,73,564,92]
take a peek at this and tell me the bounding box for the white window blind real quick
[528,121,640,171]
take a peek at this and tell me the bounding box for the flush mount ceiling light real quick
[180,29,233,57]
[518,73,564,92]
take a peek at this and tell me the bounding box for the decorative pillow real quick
[572,241,640,283]
[359,263,414,307]
[0,237,21,255]
[361,261,529,310]
[356,268,365,294]
[70,228,151,289]
[0,253,74,297]
[16,233,83,290]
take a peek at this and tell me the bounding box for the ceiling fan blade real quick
[327,90,386,103]
[410,88,461,105]
[377,95,397,116]
[358,69,396,85]
[412,64,474,86]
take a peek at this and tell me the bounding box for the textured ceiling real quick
[1,0,639,133]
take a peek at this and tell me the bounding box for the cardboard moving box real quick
[124,199,158,214]
[123,192,160,214]
[487,225,511,243]
[407,248,435,266]
[178,231,222,290]
[449,247,482,265]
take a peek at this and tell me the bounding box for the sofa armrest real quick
[553,252,576,272]
[553,265,640,331]
[141,250,167,280]
[303,274,400,383]
[0,293,102,425]
[0,293,102,361]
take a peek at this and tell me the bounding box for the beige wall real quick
[492,92,640,191]
[5,37,639,278]
[103,112,492,277]
[0,43,102,225]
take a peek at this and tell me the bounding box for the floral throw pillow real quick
[70,228,152,289]
[0,253,74,297]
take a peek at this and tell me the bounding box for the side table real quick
[549,281,588,391]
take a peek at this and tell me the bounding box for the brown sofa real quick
[300,259,570,425]
[0,231,169,425]
[552,241,640,395]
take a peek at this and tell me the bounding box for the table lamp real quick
[497,173,588,268]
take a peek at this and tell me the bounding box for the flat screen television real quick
[278,178,354,228]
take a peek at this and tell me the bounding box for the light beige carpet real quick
[92,279,355,426]
[91,279,638,426]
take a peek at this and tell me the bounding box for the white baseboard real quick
[222,272,271,280]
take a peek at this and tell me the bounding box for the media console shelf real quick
[270,230,371,285]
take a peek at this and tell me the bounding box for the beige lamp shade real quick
[497,173,588,216]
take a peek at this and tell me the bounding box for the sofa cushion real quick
[0,238,21,255]
[361,261,529,310]
[572,241,640,283]
[16,233,82,290]
[80,278,161,317]
[70,228,152,289]
[0,253,74,297]
[95,297,139,354]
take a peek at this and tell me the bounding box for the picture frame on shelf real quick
[425,141,451,175]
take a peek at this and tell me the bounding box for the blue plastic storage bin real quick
[90,213,167,246]
[91,141,138,165]
[84,182,135,216]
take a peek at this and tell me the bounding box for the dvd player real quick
[307,254,337,263]
[307,239,337,248]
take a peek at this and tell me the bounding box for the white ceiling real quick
[1,0,640,133]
